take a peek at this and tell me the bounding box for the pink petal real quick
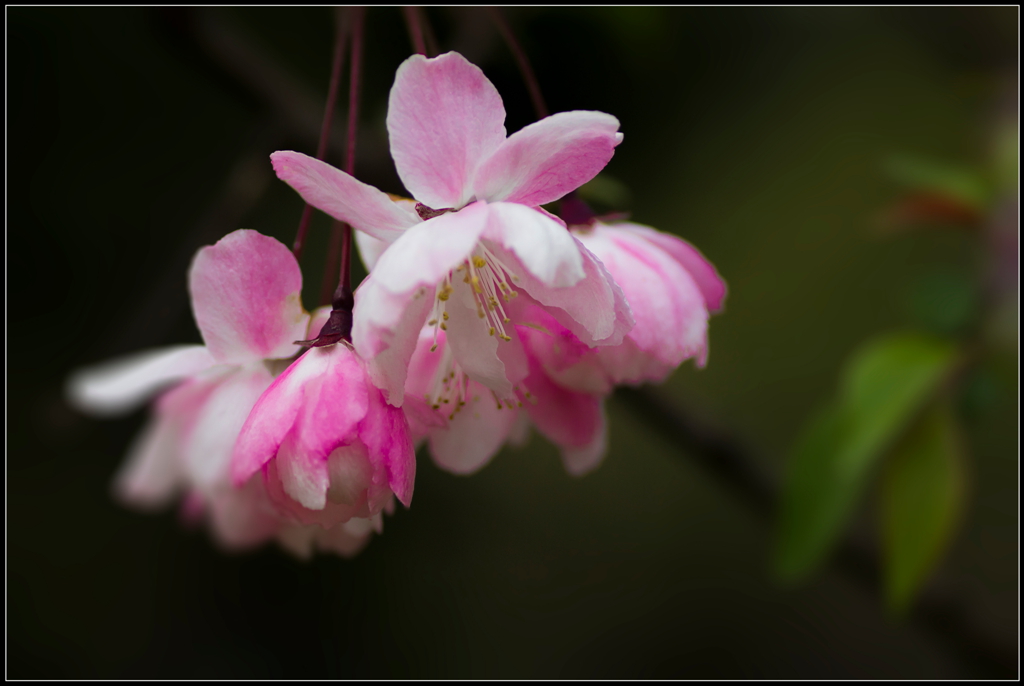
[112,408,184,509]
[445,276,515,397]
[113,373,222,508]
[359,383,417,507]
[429,382,519,474]
[276,432,331,510]
[387,52,507,208]
[355,230,392,273]
[484,202,584,287]
[370,201,488,295]
[353,279,435,405]
[66,345,216,417]
[522,356,603,454]
[189,229,310,365]
[182,363,276,490]
[270,151,418,241]
[613,222,727,312]
[473,111,622,206]
[206,477,282,550]
[230,348,332,485]
[559,401,608,476]
[292,346,369,461]
[578,224,709,370]
[494,237,634,346]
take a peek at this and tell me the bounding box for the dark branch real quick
[614,385,1017,678]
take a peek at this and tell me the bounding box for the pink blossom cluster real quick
[68,52,724,559]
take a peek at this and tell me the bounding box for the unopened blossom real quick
[271,51,633,407]
[230,339,416,529]
[531,220,727,394]
[67,230,382,557]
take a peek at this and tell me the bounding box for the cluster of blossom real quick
[68,52,725,559]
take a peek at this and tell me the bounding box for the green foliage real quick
[775,332,959,581]
[905,270,980,336]
[884,155,991,210]
[880,396,965,613]
[578,174,632,211]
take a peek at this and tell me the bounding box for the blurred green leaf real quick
[884,155,991,210]
[775,332,959,581]
[905,270,980,336]
[577,174,632,210]
[880,397,965,613]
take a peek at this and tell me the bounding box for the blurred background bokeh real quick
[8,6,1018,678]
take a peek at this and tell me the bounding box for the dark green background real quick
[8,7,1018,678]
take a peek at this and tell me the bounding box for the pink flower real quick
[67,229,384,557]
[230,342,416,529]
[68,229,310,501]
[270,51,633,406]
[532,221,727,394]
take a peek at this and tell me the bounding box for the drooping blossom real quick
[230,336,417,530]
[67,230,383,557]
[530,220,727,394]
[271,51,633,407]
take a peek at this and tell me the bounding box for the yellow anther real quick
[489,327,495,336]
[438,291,450,302]
[503,317,511,323]
[430,344,438,352]
[428,319,437,326]
[440,322,447,330]
[442,311,449,321]
[472,256,487,268]
[500,334,512,342]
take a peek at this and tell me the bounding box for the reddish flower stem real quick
[312,6,364,345]
[488,7,548,119]
[402,6,427,56]
[292,9,350,261]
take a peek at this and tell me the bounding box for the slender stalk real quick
[402,6,427,56]
[421,8,439,57]
[292,9,350,260]
[488,7,548,119]
[311,6,364,344]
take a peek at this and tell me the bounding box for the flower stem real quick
[292,8,350,261]
[312,6,364,345]
[488,7,548,120]
[402,6,427,56]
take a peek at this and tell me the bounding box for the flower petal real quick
[473,111,622,206]
[67,344,216,417]
[612,222,727,312]
[359,383,417,507]
[230,349,331,485]
[112,408,184,509]
[577,224,709,370]
[387,52,507,208]
[429,383,519,474]
[189,229,310,365]
[495,237,633,346]
[445,276,513,397]
[370,201,489,295]
[484,202,584,287]
[559,402,608,477]
[355,230,392,273]
[206,477,282,550]
[183,363,276,490]
[270,151,418,241]
[353,279,435,405]
[522,356,604,454]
